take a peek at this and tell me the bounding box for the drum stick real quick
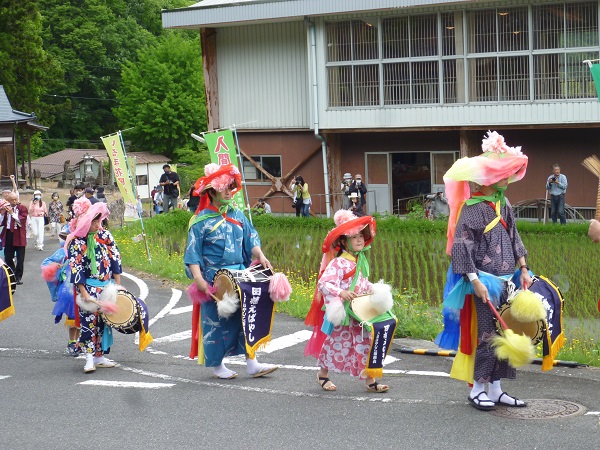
[486,300,509,330]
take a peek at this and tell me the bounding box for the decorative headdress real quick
[64,202,110,249]
[444,131,528,254]
[193,163,243,212]
[321,210,376,254]
[70,197,92,229]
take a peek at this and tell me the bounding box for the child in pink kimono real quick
[305,210,389,393]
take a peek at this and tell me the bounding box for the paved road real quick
[1,241,599,449]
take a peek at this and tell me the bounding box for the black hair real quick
[163,164,171,170]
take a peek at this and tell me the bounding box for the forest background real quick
[0,0,208,187]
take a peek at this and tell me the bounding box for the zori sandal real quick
[318,376,337,391]
[366,382,389,393]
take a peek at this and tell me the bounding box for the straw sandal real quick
[366,382,389,393]
[318,376,337,391]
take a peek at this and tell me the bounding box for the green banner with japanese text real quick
[101,133,136,206]
[203,130,245,209]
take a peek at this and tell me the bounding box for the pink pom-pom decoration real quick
[98,301,119,315]
[41,262,61,282]
[186,283,217,305]
[204,163,220,177]
[333,209,356,227]
[269,272,292,302]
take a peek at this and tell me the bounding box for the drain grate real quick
[491,399,586,420]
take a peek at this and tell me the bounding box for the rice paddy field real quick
[111,211,600,366]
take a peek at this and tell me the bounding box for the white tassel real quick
[76,294,99,312]
[326,299,346,326]
[100,283,118,305]
[216,291,240,319]
[370,281,394,315]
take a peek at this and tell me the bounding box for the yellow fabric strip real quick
[0,265,15,323]
[449,297,477,384]
[483,201,502,234]
[197,312,205,365]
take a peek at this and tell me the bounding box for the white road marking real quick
[149,288,182,327]
[259,330,312,353]
[169,305,193,315]
[0,375,11,380]
[121,271,149,301]
[585,411,600,415]
[151,330,191,343]
[79,380,175,389]
[120,365,442,404]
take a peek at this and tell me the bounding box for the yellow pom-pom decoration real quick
[510,290,547,323]
[490,329,535,368]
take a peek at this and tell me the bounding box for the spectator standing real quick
[28,190,47,251]
[341,173,352,209]
[187,184,200,213]
[258,197,271,214]
[96,187,107,203]
[546,164,568,225]
[48,192,64,239]
[66,184,85,219]
[84,187,98,205]
[1,192,28,284]
[293,176,311,217]
[159,164,180,212]
[153,186,164,214]
[349,174,367,213]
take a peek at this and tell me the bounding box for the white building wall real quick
[217,21,310,129]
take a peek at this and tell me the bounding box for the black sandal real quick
[495,392,527,407]
[317,376,336,391]
[468,392,496,411]
[366,382,389,393]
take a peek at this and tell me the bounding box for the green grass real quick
[110,212,600,365]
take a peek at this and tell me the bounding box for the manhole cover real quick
[491,399,586,420]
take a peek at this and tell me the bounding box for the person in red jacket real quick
[1,192,28,284]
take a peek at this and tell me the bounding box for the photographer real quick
[426,189,449,219]
[159,164,180,212]
[292,175,311,217]
[258,197,271,214]
[348,174,367,213]
[340,173,352,209]
[546,163,568,225]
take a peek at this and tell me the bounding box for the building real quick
[0,85,47,187]
[30,149,171,199]
[163,0,600,217]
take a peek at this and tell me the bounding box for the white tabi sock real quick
[488,380,503,399]
[246,357,275,375]
[212,363,236,379]
[469,381,487,398]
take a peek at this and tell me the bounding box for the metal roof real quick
[163,0,479,28]
[0,86,47,130]
[30,149,171,178]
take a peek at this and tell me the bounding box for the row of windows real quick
[326,2,600,106]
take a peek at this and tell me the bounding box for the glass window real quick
[241,156,281,182]
[136,175,148,186]
[534,2,599,49]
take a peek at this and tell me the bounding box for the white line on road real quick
[259,330,312,353]
[149,288,183,327]
[0,375,11,380]
[151,330,191,344]
[585,411,600,415]
[121,271,149,301]
[169,305,193,315]
[119,365,439,404]
[79,380,175,389]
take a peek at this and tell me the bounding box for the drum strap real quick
[188,205,242,232]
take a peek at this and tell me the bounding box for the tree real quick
[114,32,206,159]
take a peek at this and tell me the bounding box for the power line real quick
[44,94,117,101]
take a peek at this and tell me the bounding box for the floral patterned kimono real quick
[68,229,122,355]
[184,206,261,367]
[316,254,373,378]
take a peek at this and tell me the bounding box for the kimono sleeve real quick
[241,215,261,265]
[68,240,87,286]
[450,205,484,274]
[317,258,345,304]
[104,230,123,275]
[183,223,205,279]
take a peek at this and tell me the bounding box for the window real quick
[136,175,148,186]
[242,156,281,182]
[325,3,600,108]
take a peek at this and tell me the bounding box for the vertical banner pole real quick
[118,132,152,264]
[232,126,253,226]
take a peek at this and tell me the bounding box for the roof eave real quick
[162,0,479,29]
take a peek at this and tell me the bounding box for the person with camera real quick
[426,189,450,219]
[348,174,367,213]
[292,176,311,217]
[546,164,568,225]
[341,173,352,209]
[258,197,271,214]
[159,164,180,212]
